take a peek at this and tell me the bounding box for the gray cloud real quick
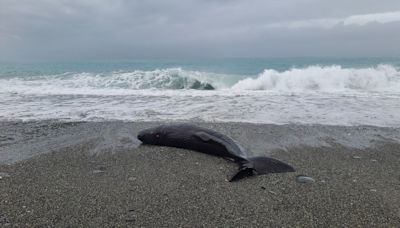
[0,0,399,60]
[265,11,400,29]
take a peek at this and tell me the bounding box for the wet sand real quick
[0,121,399,227]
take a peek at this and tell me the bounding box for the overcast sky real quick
[1,0,400,60]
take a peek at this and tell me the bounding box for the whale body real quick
[137,124,295,181]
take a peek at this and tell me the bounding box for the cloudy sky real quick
[1,0,400,60]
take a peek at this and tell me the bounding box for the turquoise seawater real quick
[1,57,399,77]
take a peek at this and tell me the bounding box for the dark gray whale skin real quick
[137,124,295,182]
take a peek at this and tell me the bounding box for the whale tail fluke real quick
[229,156,295,182]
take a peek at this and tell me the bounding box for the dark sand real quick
[0,121,399,227]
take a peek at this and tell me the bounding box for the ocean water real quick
[0,58,399,126]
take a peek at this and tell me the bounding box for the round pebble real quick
[92,170,105,174]
[296,175,315,184]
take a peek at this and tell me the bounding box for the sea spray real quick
[232,64,400,92]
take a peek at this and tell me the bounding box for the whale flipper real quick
[194,131,234,151]
[194,131,244,160]
[193,132,214,142]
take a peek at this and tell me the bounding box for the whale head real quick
[137,126,167,145]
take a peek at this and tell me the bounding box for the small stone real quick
[268,190,277,195]
[370,189,377,192]
[371,159,377,162]
[92,170,105,174]
[352,156,362,159]
[296,175,315,184]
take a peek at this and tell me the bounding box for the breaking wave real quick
[232,64,400,92]
[0,68,219,94]
[1,65,400,95]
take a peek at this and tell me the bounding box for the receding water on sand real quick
[1,121,400,164]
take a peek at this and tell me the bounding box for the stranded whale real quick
[137,124,295,181]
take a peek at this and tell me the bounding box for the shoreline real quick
[1,121,399,226]
[2,120,399,165]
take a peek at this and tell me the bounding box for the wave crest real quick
[1,65,400,95]
[232,64,400,92]
[0,68,219,94]
[68,68,216,90]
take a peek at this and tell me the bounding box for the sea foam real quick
[0,68,222,95]
[232,64,400,92]
[1,65,399,96]
[1,64,400,126]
